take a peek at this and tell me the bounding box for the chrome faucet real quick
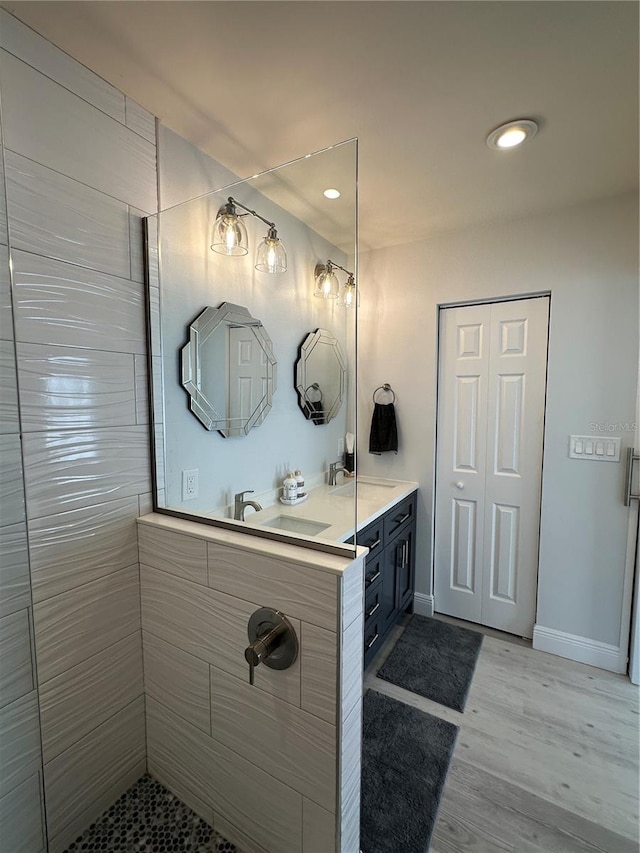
[234,490,263,521]
[328,461,350,486]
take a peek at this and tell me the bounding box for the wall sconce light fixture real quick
[314,260,358,307]
[211,196,287,273]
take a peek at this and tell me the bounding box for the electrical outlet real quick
[182,468,199,500]
[338,437,345,457]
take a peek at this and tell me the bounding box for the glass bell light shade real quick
[314,263,339,298]
[255,227,287,273]
[338,275,359,308]
[211,202,248,256]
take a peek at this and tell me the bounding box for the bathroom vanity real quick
[243,476,419,669]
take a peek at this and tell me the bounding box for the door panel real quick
[435,297,549,637]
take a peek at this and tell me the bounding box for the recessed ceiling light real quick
[323,188,341,199]
[486,119,538,150]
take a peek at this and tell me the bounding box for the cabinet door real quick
[396,524,416,612]
[381,541,401,630]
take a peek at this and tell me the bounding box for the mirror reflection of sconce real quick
[181,302,277,437]
[295,328,346,425]
[314,259,358,307]
[211,196,287,273]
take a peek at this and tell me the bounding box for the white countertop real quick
[242,475,418,546]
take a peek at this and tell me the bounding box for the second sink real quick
[261,516,331,536]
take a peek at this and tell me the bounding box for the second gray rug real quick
[377,615,483,711]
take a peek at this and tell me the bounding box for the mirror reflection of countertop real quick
[243,475,418,545]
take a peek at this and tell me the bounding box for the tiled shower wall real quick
[0,11,157,851]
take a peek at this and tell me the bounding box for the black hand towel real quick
[369,402,398,454]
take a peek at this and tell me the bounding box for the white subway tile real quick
[134,353,149,424]
[33,565,140,683]
[29,495,140,602]
[147,759,214,828]
[5,151,131,278]
[0,609,33,708]
[209,665,336,811]
[0,244,12,341]
[147,696,303,853]
[16,342,137,432]
[138,525,207,585]
[44,696,145,841]
[141,566,301,707]
[339,701,362,853]
[0,340,19,434]
[0,772,45,853]
[125,98,156,143]
[303,798,336,853]
[0,50,156,211]
[300,622,337,724]
[0,691,42,797]
[129,207,146,282]
[207,542,338,631]
[22,425,150,519]
[0,521,31,618]
[12,250,146,355]
[0,434,25,526]
[48,759,145,853]
[143,631,210,734]
[0,10,125,122]
[39,632,143,762]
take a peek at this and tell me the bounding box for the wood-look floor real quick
[364,614,640,853]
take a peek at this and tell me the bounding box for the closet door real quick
[434,297,549,638]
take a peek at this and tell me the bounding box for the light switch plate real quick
[569,435,620,462]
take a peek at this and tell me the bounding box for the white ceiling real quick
[2,1,638,251]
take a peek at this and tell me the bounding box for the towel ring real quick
[373,383,396,404]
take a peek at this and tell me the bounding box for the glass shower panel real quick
[0,118,48,848]
[147,140,358,556]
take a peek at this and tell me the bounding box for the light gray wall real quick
[156,127,355,516]
[0,11,154,850]
[358,193,638,649]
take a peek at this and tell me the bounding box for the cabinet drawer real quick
[364,584,382,625]
[383,493,416,544]
[363,554,383,593]
[358,517,384,559]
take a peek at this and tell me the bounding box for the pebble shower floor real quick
[62,774,238,852]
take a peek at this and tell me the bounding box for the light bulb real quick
[211,201,248,256]
[497,128,527,148]
[255,227,287,273]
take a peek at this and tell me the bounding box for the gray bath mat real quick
[360,689,458,853]
[377,615,483,711]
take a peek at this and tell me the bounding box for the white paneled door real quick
[435,297,549,637]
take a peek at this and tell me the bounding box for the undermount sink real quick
[331,478,398,497]
[261,515,331,536]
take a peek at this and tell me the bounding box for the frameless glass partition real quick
[146,140,357,555]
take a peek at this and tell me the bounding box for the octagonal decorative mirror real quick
[181,302,277,437]
[295,328,347,425]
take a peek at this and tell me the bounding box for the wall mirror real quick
[295,328,347,425]
[146,137,357,557]
[181,302,277,437]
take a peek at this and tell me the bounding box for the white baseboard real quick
[413,592,434,617]
[532,624,627,674]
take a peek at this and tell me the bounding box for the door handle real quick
[624,447,640,506]
[455,481,464,490]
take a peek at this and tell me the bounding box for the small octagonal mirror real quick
[294,328,346,425]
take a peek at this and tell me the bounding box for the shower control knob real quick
[455,481,465,490]
[244,607,298,686]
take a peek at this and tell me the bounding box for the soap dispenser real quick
[294,469,305,498]
[283,472,297,501]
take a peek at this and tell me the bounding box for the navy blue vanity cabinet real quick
[362,490,417,669]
